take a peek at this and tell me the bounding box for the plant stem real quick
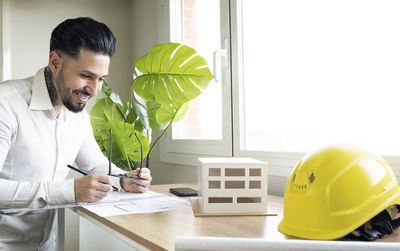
[128,157,135,171]
[126,154,132,171]
[146,155,150,169]
[146,130,150,168]
[147,120,173,159]
[116,106,127,123]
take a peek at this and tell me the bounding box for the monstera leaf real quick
[101,121,149,167]
[90,97,127,142]
[132,91,168,131]
[156,102,190,123]
[102,81,124,107]
[90,97,149,170]
[133,43,213,123]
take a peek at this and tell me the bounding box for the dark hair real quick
[50,17,116,58]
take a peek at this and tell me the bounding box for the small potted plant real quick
[90,43,213,170]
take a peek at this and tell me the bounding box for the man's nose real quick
[85,79,102,97]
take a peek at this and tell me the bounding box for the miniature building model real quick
[198,157,268,214]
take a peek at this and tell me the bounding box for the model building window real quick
[249,168,261,176]
[209,168,221,176]
[209,197,233,203]
[249,181,262,189]
[225,168,245,176]
[237,197,262,203]
[225,181,245,189]
[208,181,221,189]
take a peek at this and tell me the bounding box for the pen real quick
[67,165,118,191]
[134,132,143,176]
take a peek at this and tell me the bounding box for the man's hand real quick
[74,174,113,203]
[120,168,152,193]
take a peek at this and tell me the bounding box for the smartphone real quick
[169,187,198,197]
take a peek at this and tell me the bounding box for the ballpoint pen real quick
[67,164,119,191]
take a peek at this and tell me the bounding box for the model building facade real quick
[198,157,268,214]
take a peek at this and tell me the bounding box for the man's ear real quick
[48,51,63,74]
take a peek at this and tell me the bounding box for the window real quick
[160,0,232,165]
[238,0,400,156]
[172,0,223,140]
[162,0,400,178]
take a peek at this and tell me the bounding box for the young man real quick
[0,17,152,250]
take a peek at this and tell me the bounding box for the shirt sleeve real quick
[0,97,75,209]
[74,111,126,189]
[0,98,13,169]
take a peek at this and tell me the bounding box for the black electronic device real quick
[169,187,198,197]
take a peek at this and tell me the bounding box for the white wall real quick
[2,0,133,100]
[131,0,159,62]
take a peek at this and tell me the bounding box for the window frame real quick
[159,0,233,166]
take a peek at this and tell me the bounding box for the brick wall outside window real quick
[182,0,202,138]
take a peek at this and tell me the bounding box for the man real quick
[0,17,152,250]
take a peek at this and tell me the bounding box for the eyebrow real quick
[80,70,108,79]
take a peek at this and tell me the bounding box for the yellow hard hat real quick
[278,145,400,240]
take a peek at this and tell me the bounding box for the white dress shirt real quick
[0,68,124,250]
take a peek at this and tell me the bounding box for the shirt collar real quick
[29,67,54,111]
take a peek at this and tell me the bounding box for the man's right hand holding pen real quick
[73,167,152,203]
[74,174,114,203]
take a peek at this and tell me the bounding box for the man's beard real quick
[46,67,86,113]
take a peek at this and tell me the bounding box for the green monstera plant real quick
[90,43,213,171]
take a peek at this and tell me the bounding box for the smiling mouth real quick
[73,90,90,103]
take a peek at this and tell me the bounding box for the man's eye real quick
[81,74,92,79]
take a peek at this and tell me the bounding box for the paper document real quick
[83,190,192,217]
[0,191,191,216]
